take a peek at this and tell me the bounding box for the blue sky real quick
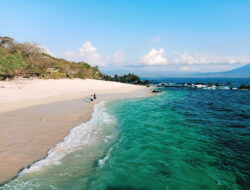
[1,0,250,76]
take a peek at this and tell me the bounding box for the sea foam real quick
[20,101,116,174]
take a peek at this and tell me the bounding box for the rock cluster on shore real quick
[151,82,250,91]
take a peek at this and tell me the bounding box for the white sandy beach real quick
[0,78,148,114]
[0,78,151,183]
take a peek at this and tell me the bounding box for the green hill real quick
[0,37,101,80]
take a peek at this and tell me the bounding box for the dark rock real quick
[152,89,162,93]
[164,85,184,88]
[238,85,250,90]
[207,83,214,87]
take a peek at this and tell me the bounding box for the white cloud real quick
[63,42,250,73]
[134,50,250,72]
[64,41,103,66]
[179,66,198,72]
[106,50,125,64]
[140,48,168,66]
[173,51,250,65]
[37,45,54,56]
[79,41,103,66]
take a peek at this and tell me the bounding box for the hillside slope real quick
[0,37,101,80]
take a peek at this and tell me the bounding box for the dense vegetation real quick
[0,36,148,85]
[102,73,149,85]
[0,46,26,78]
[0,37,101,80]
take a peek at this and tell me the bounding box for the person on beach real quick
[90,95,94,102]
[94,93,96,100]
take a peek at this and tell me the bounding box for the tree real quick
[0,47,26,78]
[15,42,43,70]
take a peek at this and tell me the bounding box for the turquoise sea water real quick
[1,79,250,190]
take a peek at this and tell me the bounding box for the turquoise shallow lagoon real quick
[1,79,250,190]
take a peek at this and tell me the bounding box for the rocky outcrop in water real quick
[152,89,162,93]
[238,85,250,90]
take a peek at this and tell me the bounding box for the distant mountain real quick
[195,64,250,78]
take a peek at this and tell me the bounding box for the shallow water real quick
[1,79,250,190]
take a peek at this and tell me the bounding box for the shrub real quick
[0,47,26,77]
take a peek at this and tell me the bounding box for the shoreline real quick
[0,79,152,184]
[0,78,149,114]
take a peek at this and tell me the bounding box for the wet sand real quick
[0,85,151,184]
